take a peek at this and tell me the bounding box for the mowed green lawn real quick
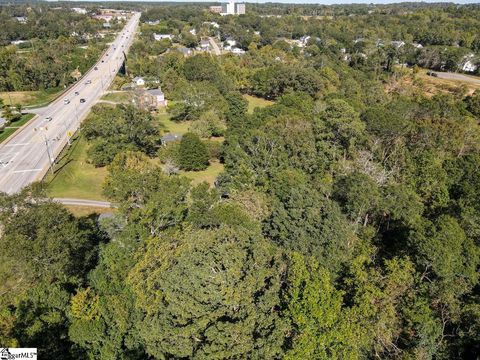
[101,91,133,104]
[46,136,108,201]
[0,88,62,108]
[243,94,274,113]
[0,114,35,143]
[157,108,192,134]
[181,160,224,187]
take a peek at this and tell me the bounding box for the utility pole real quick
[34,126,54,174]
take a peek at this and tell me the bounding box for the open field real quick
[101,91,133,104]
[181,160,224,187]
[0,88,62,108]
[157,108,192,134]
[243,94,274,113]
[0,114,35,143]
[46,136,108,201]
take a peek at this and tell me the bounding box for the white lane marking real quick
[5,143,30,146]
[12,168,43,173]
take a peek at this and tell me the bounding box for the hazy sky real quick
[58,0,480,3]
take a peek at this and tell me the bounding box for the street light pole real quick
[34,126,54,174]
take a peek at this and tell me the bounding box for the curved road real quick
[0,12,141,194]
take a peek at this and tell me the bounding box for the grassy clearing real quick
[0,114,35,143]
[46,136,108,201]
[0,88,62,107]
[101,91,133,104]
[243,94,274,114]
[181,160,224,187]
[157,108,191,134]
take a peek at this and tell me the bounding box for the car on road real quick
[80,98,86,103]
[85,80,91,84]
[74,91,79,96]
[63,99,70,105]
[45,116,52,122]
[94,66,98,70]
[427,71,438,77]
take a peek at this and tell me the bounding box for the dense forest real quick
[1,2,480,360]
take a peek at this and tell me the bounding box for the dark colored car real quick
[80,98,86,103]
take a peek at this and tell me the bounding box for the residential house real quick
[189,29,197,36]
[146,20,160,25]
[231,47,245,55]
[10,40,28,46]
[153,34,173,41]
[134,88,167,110]
[132,76,145,87]
[161,133,183,146]
[72,7,87,14]
[14,16,27,23]
[412,42,423,49]
[462,55,478,72]
[199,39,210,51]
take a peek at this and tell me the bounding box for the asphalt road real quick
[431,71,480,85]
[54,198,112,208]
[0,12,141,194]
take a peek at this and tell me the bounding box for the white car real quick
[63,99,70,105]
[45,116,52,122]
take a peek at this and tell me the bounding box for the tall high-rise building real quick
[209,1,246,15]
[235,3,245,15]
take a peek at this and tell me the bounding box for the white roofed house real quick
[132,76,145,87]
[153,34,173,41]
[461,54,478,73]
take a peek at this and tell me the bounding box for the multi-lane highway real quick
[0,12,140,194]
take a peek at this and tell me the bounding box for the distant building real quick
[10,40,28,46]
[412,42,423,49]
[14,16,27,23]
[236,3,246,15]
[231,48,245,55]
[210,1,246,16]
[203,21,220,29]
[72,7,87,14]
[146,20,160,25]
[153,33,173,41]
[103,22,111,28]
[462,55,478,72]
[209,6,223,14]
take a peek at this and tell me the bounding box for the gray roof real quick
[132,76,144,81]
[161,133,182,143]
[147,89,164,96]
